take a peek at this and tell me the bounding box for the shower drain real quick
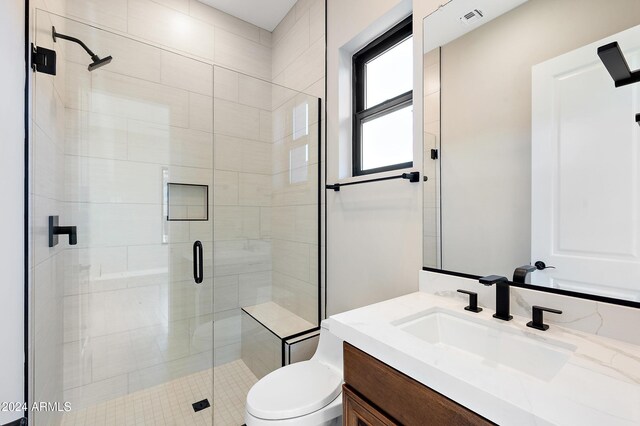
[192,398,211,412]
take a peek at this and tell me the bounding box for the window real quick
[353,16,413,176]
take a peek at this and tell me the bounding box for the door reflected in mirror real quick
[422,0,640,303]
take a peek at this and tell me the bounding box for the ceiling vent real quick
[460,9,484,25]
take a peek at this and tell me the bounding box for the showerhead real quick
[52,27,113,72]
[88,55,113,72]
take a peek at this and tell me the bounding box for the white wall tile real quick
[213,66,239,102]
[238,74,272,110]
[260,207,272,239]
[214,206,261,241]
[238,272,272,307]
[189,0,260,43]
[239,173,272,207]
[128,0,215,61]
[309,0,325,43]
[65,110,128,160]
[55,21,162,84]
[214,240,271,276]
[65,0,128,32]
[152,0,190,14]
[67,203,162,248]
[272,11,309,78]
[273,37,324,93]
[127,120,213,168]
[188,92,214,133]
[272,6,296,47]
[259,29,272,47]
[33,125,64,200]
[271,205,317,244]
[65,156,162,204]
[214,28,271,80]
[214,170,239,206]
[214,135,272,175]
[64,61,92,111]
[214,98,261,140]
[272,239,310,282]
[161,50,213,96]
[91,71,189,128]
[214,275,239,313]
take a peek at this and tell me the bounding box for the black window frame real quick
[352,15,413,177]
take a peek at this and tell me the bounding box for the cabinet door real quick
[344,343,494,425]
[343,385,398,426]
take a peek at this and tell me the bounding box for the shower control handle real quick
[48,215,77,247]
[193,240,203,284]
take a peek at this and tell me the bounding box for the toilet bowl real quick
[245,321,343,426]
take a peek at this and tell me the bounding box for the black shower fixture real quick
[597,41,640,126]
[52,26,113,72]
[597,41,640,87]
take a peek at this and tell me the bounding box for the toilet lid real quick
[246,360,342,420]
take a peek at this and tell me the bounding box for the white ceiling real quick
[423,0,528,52]
[198,0,297,31]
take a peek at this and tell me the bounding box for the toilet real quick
[245,321,344,425]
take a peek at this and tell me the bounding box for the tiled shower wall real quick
[212,65,275,360]
[271,0,326,323]
[41,0,272,80]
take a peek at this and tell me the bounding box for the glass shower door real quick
[31,11,214,425]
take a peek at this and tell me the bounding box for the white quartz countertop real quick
[328,292,640,426]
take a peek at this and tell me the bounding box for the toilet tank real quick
[312,321,344,374]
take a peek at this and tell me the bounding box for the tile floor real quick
[60,360,258,426]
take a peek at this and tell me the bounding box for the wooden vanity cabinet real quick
[342,343,494,426]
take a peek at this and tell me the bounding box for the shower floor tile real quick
[60,359,258,426]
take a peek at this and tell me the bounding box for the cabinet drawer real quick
[343,342,494,426]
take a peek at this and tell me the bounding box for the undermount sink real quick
[393,308,576,381]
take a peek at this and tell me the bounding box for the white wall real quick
[0,0,25,423]
[326,0,441,315]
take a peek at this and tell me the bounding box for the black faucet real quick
[512,264,536,284]
[479,275,512,321]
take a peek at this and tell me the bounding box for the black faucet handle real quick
[527,305,563,331]
[457,289,482,313]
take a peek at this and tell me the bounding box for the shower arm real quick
[52,26,100,61]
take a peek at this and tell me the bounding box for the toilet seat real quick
[246,360,342,420]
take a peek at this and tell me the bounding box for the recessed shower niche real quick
[167,183,209,221]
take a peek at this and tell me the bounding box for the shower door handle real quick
[193,240,203,284]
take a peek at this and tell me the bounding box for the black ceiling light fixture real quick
[597,41,640,126]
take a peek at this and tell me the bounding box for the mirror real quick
[422,0,640,304]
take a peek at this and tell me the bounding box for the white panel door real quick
[531,24,640,301]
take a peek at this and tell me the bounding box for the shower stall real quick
[30,8,321,426]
